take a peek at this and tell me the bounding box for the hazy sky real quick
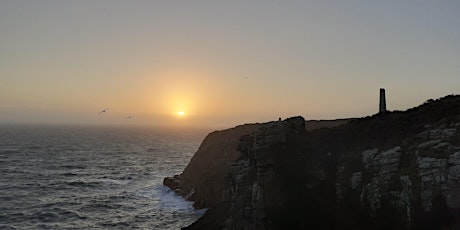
[1,1,459,127]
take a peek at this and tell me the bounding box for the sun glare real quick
[177,111,185,116]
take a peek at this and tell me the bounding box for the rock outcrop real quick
[165,95,460,229]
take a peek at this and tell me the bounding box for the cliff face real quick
[165,95,460,230]
[166,123,261,206]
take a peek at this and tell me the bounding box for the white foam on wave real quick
[158,185,194,211]
[141,184,206,215]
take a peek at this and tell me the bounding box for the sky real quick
[1,1,459,128]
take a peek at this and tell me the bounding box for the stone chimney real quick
[379,88,386,113]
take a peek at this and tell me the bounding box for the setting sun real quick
[177,111,185,116]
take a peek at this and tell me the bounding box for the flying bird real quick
[99,108,109,114]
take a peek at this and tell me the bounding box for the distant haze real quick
[1,1,459,128]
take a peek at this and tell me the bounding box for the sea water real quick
[0,125,209,229]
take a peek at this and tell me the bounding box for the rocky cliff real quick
[164,95,460,229]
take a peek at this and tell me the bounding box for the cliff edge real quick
[165,95,460,229]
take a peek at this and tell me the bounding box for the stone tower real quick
[379,88,386,113]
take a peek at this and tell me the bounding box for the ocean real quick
[0,125,210,229]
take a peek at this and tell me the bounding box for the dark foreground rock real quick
[165,95,460,229]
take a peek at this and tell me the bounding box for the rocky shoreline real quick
[165,95,460,229]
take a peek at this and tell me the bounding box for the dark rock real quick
[163,174,181,191]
